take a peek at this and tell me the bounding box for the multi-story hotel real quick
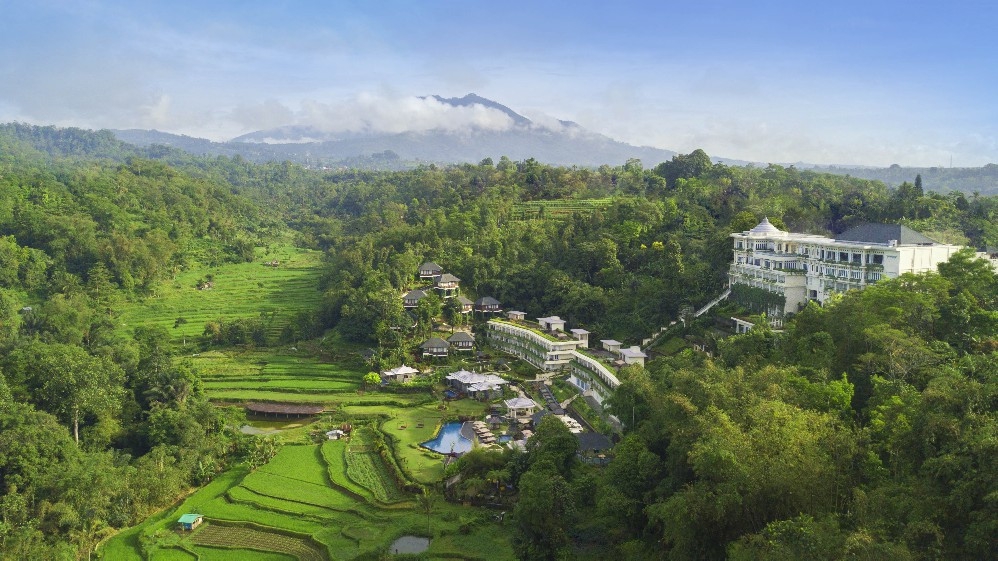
[729,218,963,315]
[485,314,621,402]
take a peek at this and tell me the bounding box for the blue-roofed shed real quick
[177,513,203,531]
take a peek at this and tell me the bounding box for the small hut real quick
[178,513,203,531]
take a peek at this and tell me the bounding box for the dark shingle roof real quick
[835,223,939,245]
[456,295,473,305]
[437,273,461,283]
[448,331,475,343]
[421,337,450,349]
[420,261,442,271]
[575,432,613,452]
[475,296,500,306]
[404,289,427,299]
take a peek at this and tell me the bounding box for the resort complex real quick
[728,218,964,315]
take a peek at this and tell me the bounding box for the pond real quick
[390,535,430,554]
[420,422,473,454]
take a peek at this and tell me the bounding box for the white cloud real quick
[228,93,519,137]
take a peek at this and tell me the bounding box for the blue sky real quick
[1,1,995,166]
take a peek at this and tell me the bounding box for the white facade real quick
[486,318,621,406]
[729,219,963,315]
[487,319,581,371]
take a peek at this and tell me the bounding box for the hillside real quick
[811,163,998,195]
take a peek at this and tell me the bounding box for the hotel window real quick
[872,254,883,265]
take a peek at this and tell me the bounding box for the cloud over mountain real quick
[229,92,523,141]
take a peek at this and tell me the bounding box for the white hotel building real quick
[729,218,963,316]
[485,315,621,401]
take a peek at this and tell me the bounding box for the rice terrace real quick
[99,244,517,560]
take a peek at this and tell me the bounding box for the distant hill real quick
[807,164,998,196]
[117,93,677,168]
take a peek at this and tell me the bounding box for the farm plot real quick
[192,524,325,561]
[344,447,403,504]
[320,441,376,503]
[102,443,516,561]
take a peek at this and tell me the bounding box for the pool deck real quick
[460,421,477,442]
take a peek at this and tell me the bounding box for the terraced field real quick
[101,444,515,560]
[120,245,324,346]
[510,198,614,220]
[191,350,365,404]
[107,244,516,559]
[343,429,404,503]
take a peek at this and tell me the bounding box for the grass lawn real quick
[654,335,689,355]
[379,399,494,484]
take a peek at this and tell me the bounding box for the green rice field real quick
[100,445,515,561]
[120,245,324,345]
[107,244,517,560]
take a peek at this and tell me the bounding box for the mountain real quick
[116,94,676,169]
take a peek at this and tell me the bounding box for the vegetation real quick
[0,124,996,560]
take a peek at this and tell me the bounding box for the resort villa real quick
[418,261,443,279]
[729,219,964,316]
[447,331,475,351]
[445,370,508,399]
[421,337,450,358]
[403,289,428,308]
[474,296,502,313]
[380,364,421,384]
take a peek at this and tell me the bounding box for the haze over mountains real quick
[11,91,998,194]
[114,93,683,169]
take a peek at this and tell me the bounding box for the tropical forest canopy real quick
[0,124,995,560]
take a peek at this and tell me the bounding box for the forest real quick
[0,124,995,560]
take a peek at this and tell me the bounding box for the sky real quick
[1,0,996,167]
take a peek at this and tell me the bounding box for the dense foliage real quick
[1,124,996,560]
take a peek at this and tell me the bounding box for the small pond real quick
[420,422,473,454]
[390,535,430,554]
[498,434,512,443]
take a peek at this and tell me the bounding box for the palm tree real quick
[417,487,437,536]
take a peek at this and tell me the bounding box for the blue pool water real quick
[420,422,473,454]
[498,434,512,443]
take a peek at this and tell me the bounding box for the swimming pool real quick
[420,422,473,454]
